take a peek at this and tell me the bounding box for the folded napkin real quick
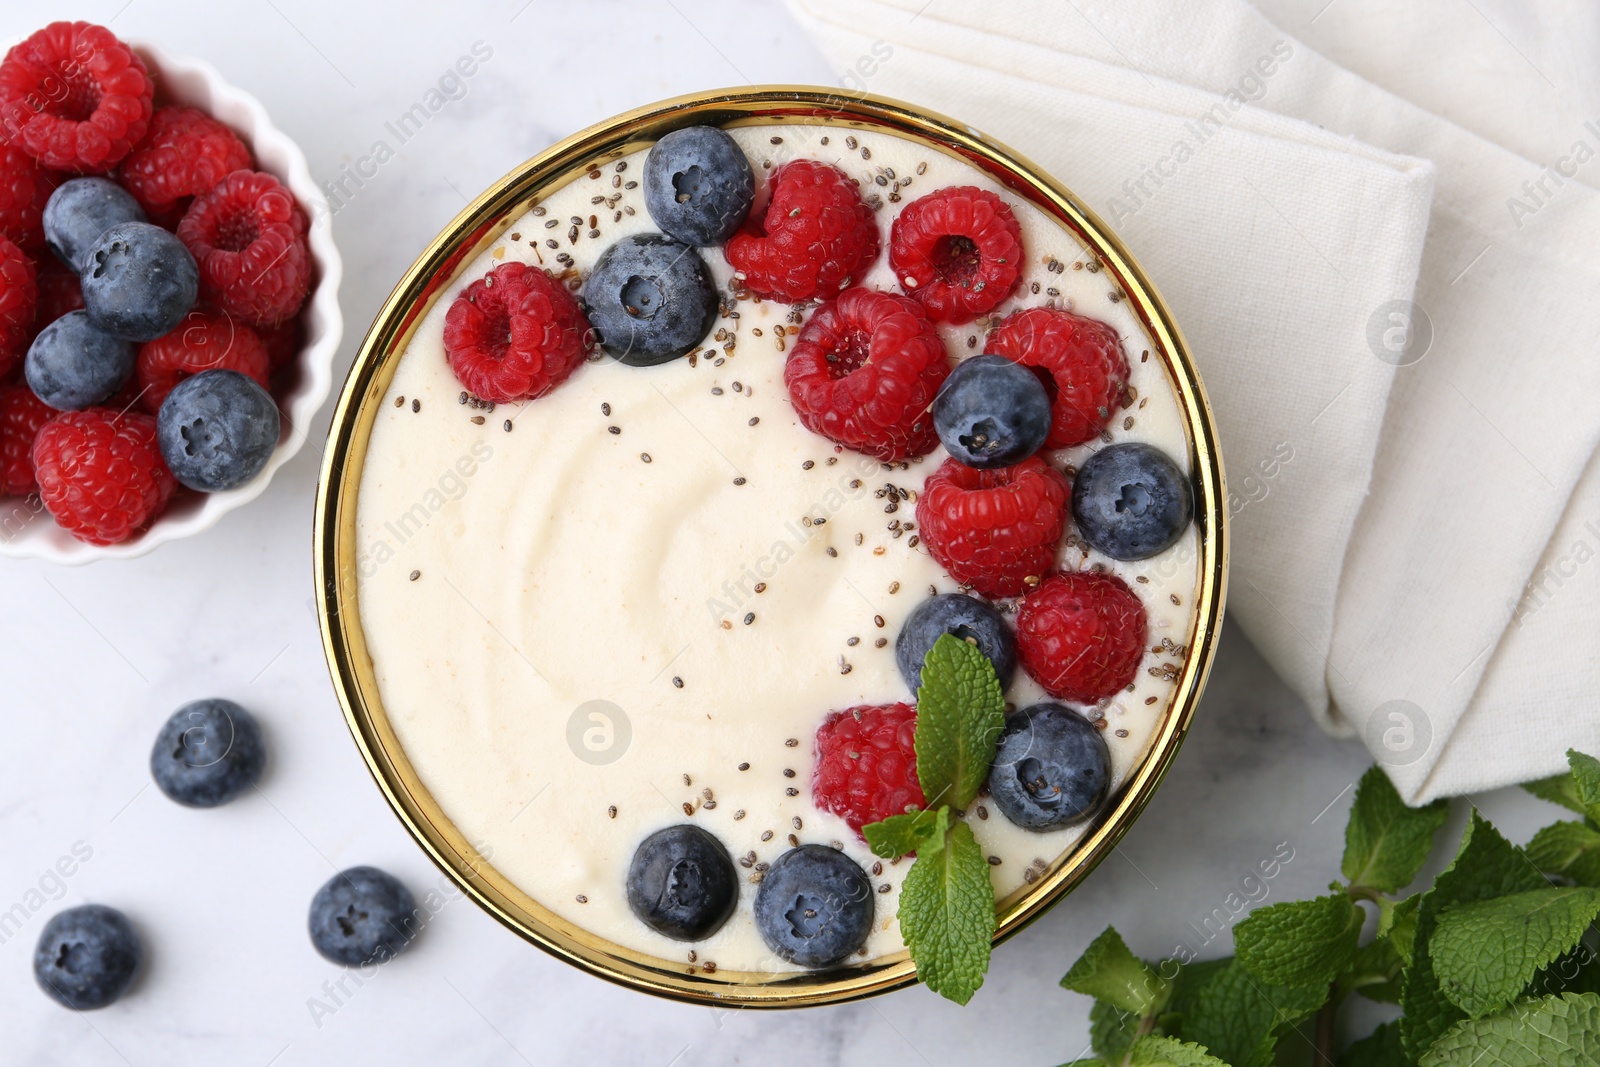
[787,0,1600,802]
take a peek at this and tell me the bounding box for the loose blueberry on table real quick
[149,697,267,808]
[308,866,419,966]
[33,904,142,1011]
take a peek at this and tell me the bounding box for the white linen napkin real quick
[786,0,1600,802]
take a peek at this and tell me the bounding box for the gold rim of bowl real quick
[313,85,1230,1008]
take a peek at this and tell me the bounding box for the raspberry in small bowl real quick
[0,23,340,562]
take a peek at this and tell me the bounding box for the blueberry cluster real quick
[32,698,418,1010]
[29,178,279,493]
[582,126,752,366]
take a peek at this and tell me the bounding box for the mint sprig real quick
[1050,748,1600,1066]
[861,632,1005,1005]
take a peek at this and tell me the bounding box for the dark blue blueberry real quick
[157,369,280,492]
[43,177,146,270]
[1071,442,1193,561]
[582,233,717,366]
[932,354,1053,469]
[149,698,266,808]
[34,904,142,1010]
[753,844,873,968]
[80,221,198,341]
[308,866,419,966]
[895,593,1016,694]
[987,703,1111,832]
[25,310,134,411]
[643,126,755,246]
[625,824,738,941]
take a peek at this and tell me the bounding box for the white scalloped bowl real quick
[0,39,341,563]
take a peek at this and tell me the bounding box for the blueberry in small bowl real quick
[157,369,281,492]
[43,177,146,271]
[79,221,197,342]
[25,310,134,410]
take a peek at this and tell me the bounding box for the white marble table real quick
[0,2,1555,1063]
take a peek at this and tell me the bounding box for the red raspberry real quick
[258,316,302,374]
[119,106,252,219]
[724,160,879,303]
[0,236,38,379]
[0,22,153,173]
[813,702,925,838]
[784,287,949,461]
[32,407,175,545]
[29,256,82,342]
[0,383,53,495]
[0,142,60,250]
[177,170,310,327]
[1015,572,1147,703]
[443,261,592,404]
[890,186,1022,325]
[915,455,1070,598]
[136,308,271,414]
[987,307,1129,449]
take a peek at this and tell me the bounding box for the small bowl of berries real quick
[0,20,340,561]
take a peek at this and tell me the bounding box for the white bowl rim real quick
[0,36,342,564]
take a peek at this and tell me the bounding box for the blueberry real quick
[643,126,755,246]
[80,221,198,341]
[987,703,1111,832]
[33,905,142,1010]
[933,355,1053,469]
[25,310,135,410]
[754,844,874,968]
[582,233,717,366]
[157,369,280,492]
[625,824,738,941]
[308,866,418,966]
[895,593,1016,693]
[43,177,146,271]
[149,698,266,808]
[1071,442,1193,560]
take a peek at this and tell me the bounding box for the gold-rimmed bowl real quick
[314,86,1227,1007]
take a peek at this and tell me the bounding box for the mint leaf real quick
[1183,960,1328,1067]
[914,633,1005,810]
[1523,774,1592,819]
[1418,991,1600,1067]
[1089,997,1141,1063]
[1341,765,1451,893]
[1127,1036,1231,1067]
[1234,894,1362,988]
[1157,956,1232,1034]
[899,818,994,1004]
[863,806,948,861]
[1338,937,1403,1005]
[1523,749,1600,825]
[1400,811,1549,1059]
[1383,892,1422,967]
[1062,927,1171,1017]
[1429,886,1600,1017]
[1527,821,1600,886]
[1336,1021,1404,1067]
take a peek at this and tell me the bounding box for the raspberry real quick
[0,141,60,250]
[890,186,1022,325]
[784,287,949,461]
[443,261,592,404]
[29,255,82,342]
[119,106,252,219]
[987,307,1129,449]
[136,307,270,413]
[257,316,302,374]
[915,455,1070,598]
[1015,571,1147,703]
[177,170,310,327]
[724,159,878,303]
[32,407,175,544]
[813,702,925,837]
[0,22,153,173]
[0,383,53,495]
[0,235,37,379]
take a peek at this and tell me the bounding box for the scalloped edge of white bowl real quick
[0,38,342,564]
